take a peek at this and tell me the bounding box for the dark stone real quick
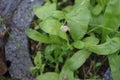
[0,0,22,16]
[0,0,44,80]
[103,69,112,80]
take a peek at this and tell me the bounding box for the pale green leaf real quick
[36,72,59,80]
[108,53,120,80]
[34,51,42,66]
[68,50,91,71]
[34,3,56,20]
[52,11,65,20]
[26,29,50,43]
[62,6,73,13]
[73,35,99,49]
[66,0,90,40]
[102,0,120,40]
[83,35,99,45]
[59,68,74,80]
[59,49,91,80]
[40,19,68,40]
[85,37,120,55]
[72,40,84,49]
[49,35,66,45]
[26,29,64,44]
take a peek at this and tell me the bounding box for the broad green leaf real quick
[66,0,90,40]
[49,35,66,45]
[26,29,64,44]
[52,11,65,20]
[36,72,59,80]
[85,37,120,55]
[62,6,73,13]
[40,19,68,40]
[34,3,56,20]
[75,0,88,7]
[108,53,120,80]
[34,51,42,66]
[89,15,103,34]
[72,40,84,49]
[26,29,50,43]
[83,35,99,45]
[59,49,91,80]
[59,68,74,80]
[68,50,91,71]
[102,0,120,40]
[73,35,99,49]
[89,15,103,27]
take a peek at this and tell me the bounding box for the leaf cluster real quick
[26,0,120,80]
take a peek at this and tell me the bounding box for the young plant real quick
[26,0,120,80]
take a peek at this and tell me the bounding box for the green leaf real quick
[44,45,58,62]
[36,72,59,80]
[92,0,108,16]
[85,37,120,55]
[92,4,104,16]
[66,0,90,40]
[102,0,120,40]
[90,13,103,26]
[34,3,56,20]
[83,35,99,45]
[49,35,66,45]
[68,50,91,71]
[26,29,50,43]
[98,0,108,6]
[34,51,42,66]
[59,49,91,80]
[88,15,103,34]
[30,67,39,75]
[62,6,73,13]
[72,40,84,49]
[95,62,102,68]
[75,0,88,7]
[59,69,74,80]
[26,29,65,44]
[108,53,120,80]
[73,35,99,49]
[52,11,65,20]
[40,19,68,40]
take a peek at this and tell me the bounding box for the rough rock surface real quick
[0,0,44,80]
[103,69,112,80]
